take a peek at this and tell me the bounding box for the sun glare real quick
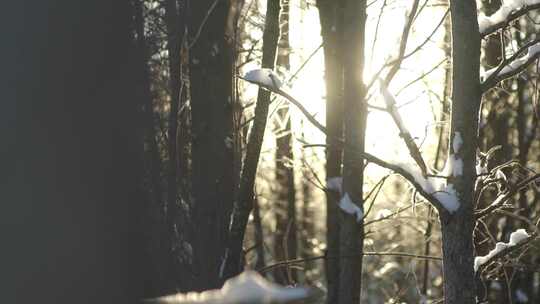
[240,0,449,189]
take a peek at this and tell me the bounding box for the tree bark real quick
[189,0,236,291]
[252,197,266,271]
[316,0,344,301]
[441,1,481,303]
[339,0,367,303]
[133,0,168,295]
[274,0,297,284]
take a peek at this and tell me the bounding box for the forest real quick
[7,0,540,304]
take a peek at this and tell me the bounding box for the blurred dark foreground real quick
[2,1,145,303]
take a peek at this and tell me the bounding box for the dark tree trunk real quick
[441,1,481,303]
[274,0,297,285]
[133,0,168,296]
[164,0,193,291]
[316,0,344,301]
[188,0,236,291]
[339,0,367,303]
[252,197,266,271]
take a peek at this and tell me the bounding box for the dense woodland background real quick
[5,0,540,303]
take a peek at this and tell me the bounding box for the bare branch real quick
[383,0,421,85]
[482,39,540,92]
[258,251,442,273]
[273,88,449,215]
[475,173,540,219]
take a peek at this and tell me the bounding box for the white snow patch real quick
[439,132,464,177]
[396,161,437,193]
[339,192,363,222]
[433,184,460,213]
[452,132,463,153]
[516,289,529,303]
[442,154,464,177]
[476,157,488,175]
[375,208,393,220]
[509,228,530,244]
[150,270,312,304]
[474,229,530,271]
[393,161,461,213]
[478,0,540,34]
[243,69,283,91]
[326,176,343,193]
[496,169,507,182]
[482,41,540,80]
[379,80,406,127]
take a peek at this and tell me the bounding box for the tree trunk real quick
[441,1,481,303]
[316,0,344,301]
[339,0,367,303]
[189,0,236,291]
[252,197,266,271]
[133,0,168,295]
[274,0,297,285]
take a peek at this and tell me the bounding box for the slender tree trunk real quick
[300,147,315,283]
[252,197,266,271]
[189,0,236,291]
[440,1,481,303]
[222,0,281,280]
[164,0,185,289]
[274,0,297,284]
[339,0,367,303]
[133,0,168,295]
[316,0,344,301]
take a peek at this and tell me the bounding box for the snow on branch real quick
[145,271,317,304]
[482,39,540,91]
[479,0,540,37]
[393,160,460,213]
[474,229,533,272]
[242,69,283,91]
[241,78,453,214]
[379,80,428,176]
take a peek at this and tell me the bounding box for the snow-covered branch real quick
[482,39,540,91]
[145,271,316,304]
[241,70,455,215]
[242,68,283,91]
[474,229,535,272]
[379,80,428,176]
[479,0,540,38]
